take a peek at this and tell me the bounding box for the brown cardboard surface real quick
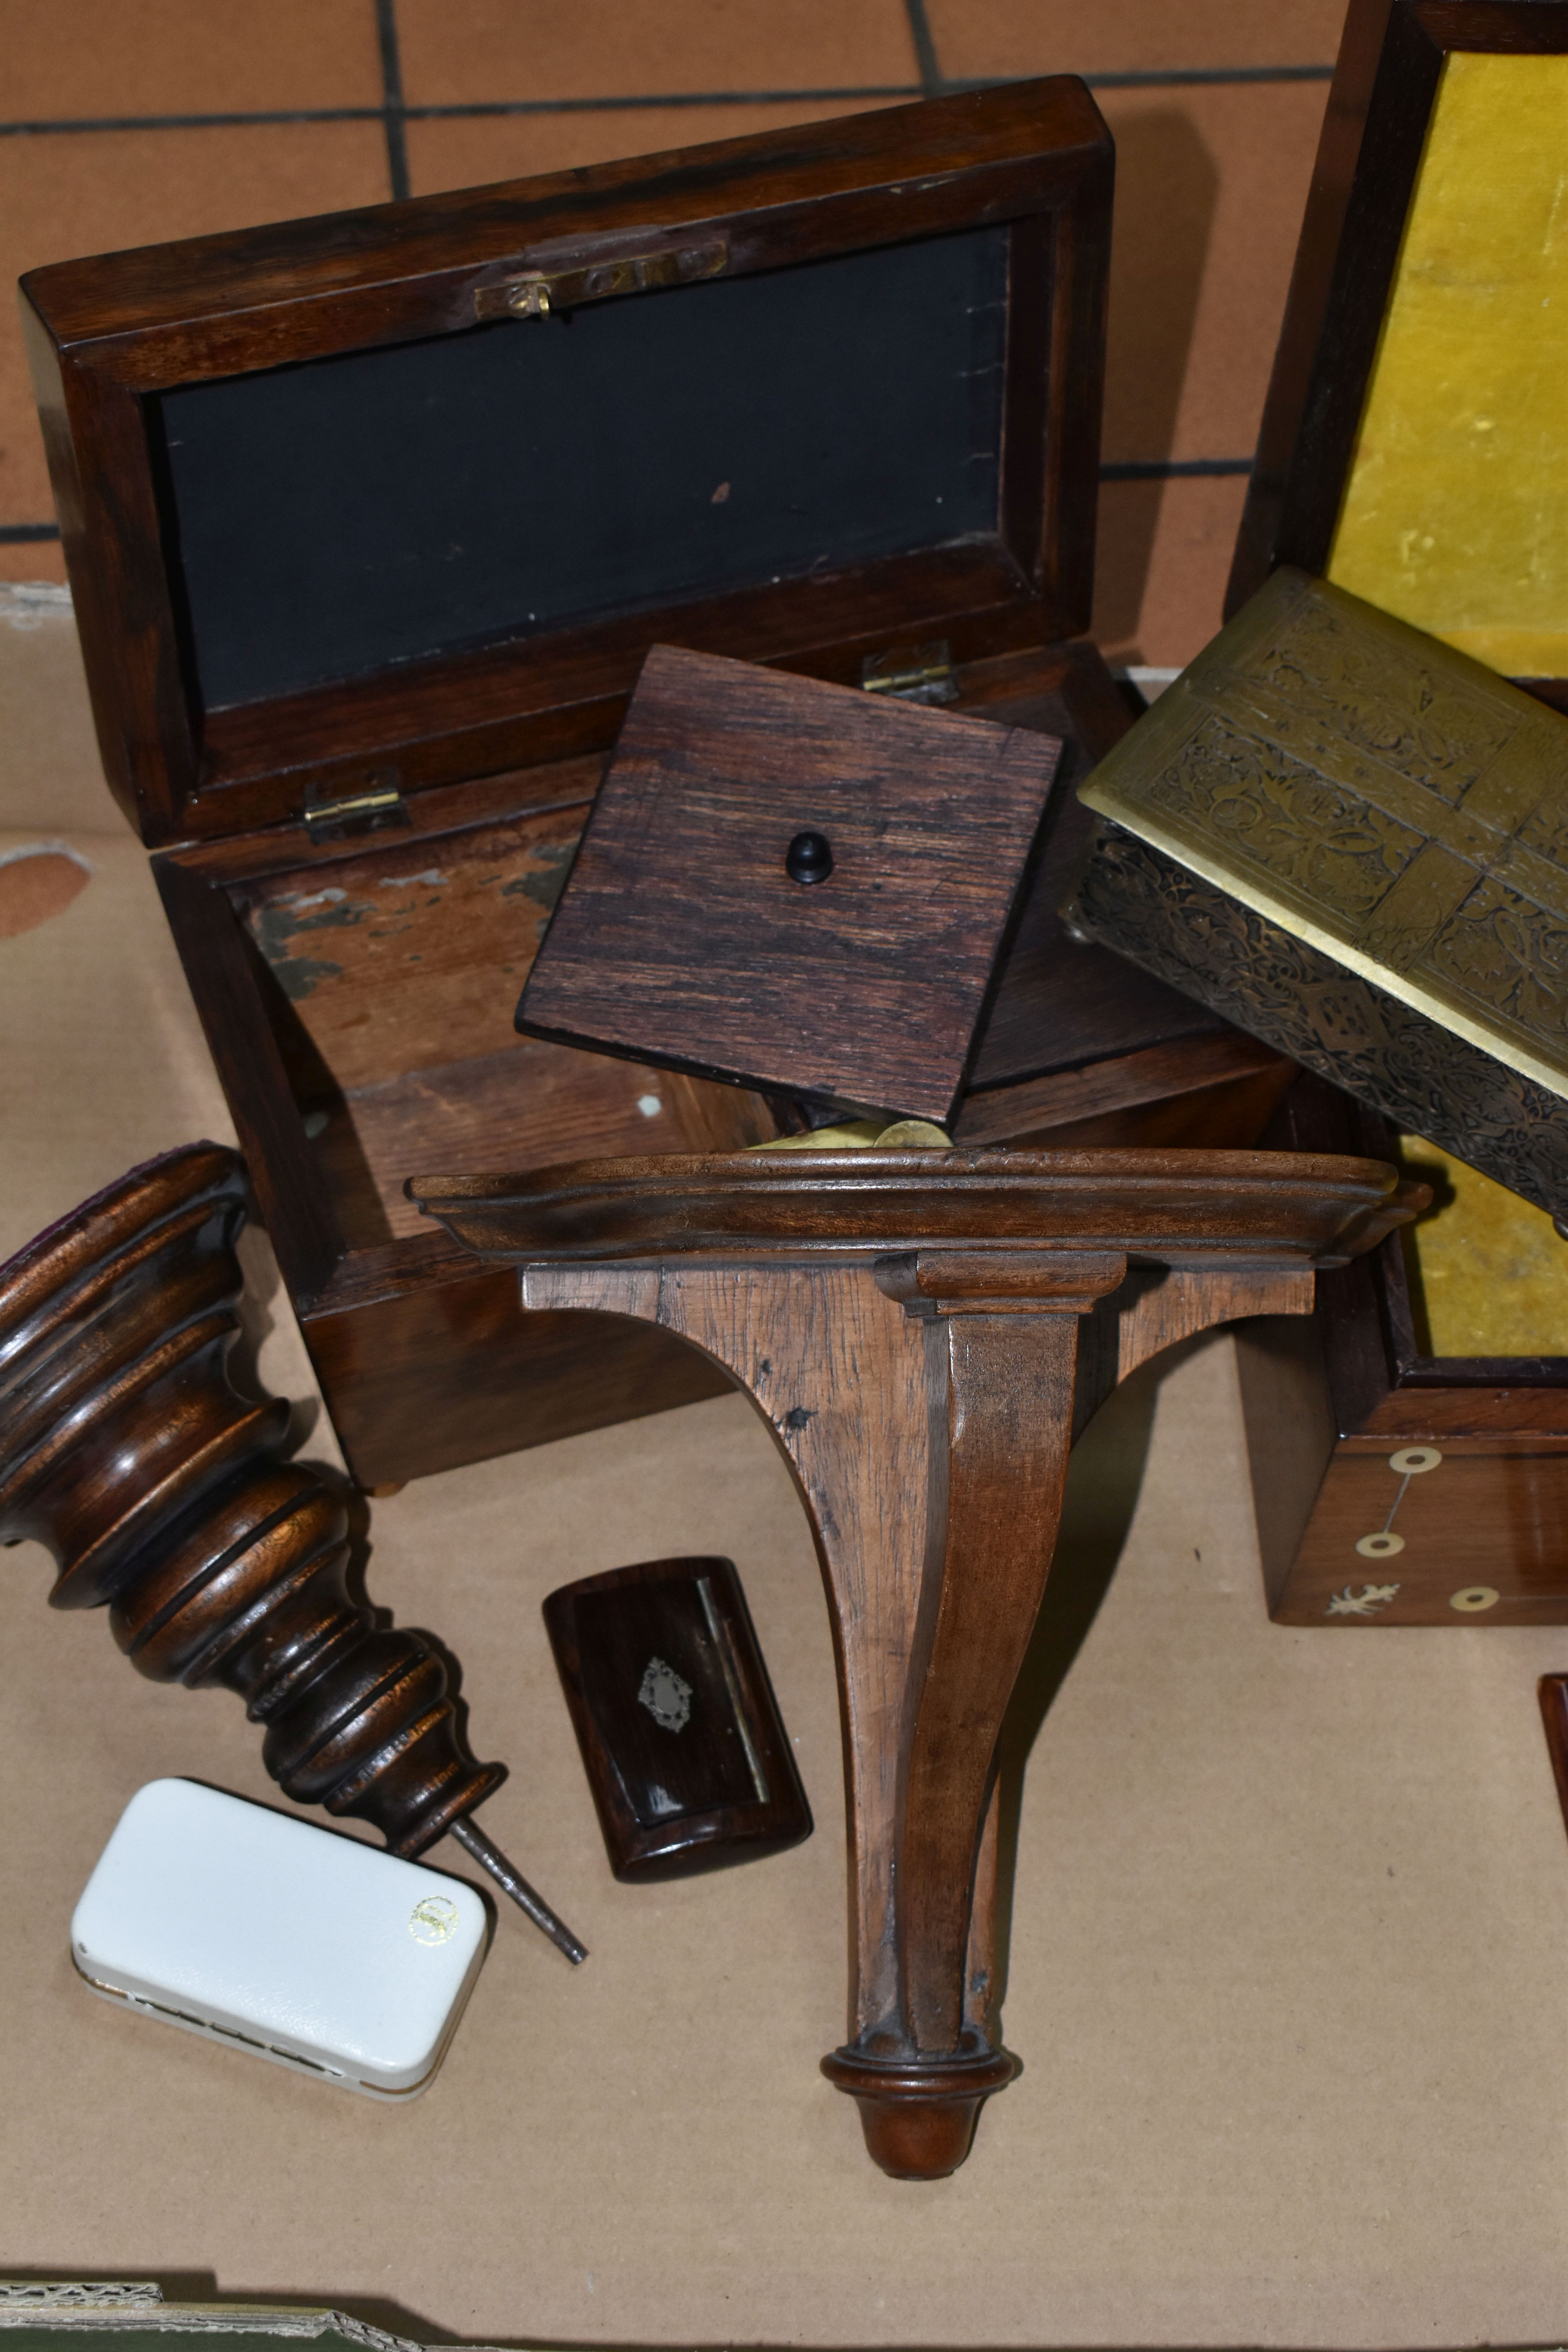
[4,615,1568,2346]
[0,589,115,835]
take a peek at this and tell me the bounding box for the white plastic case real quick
[71,1779,489,2098]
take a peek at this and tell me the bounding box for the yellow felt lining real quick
[1325,51,1568,678]
[1399,1134,1568,1358]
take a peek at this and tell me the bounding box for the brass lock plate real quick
[475,239,729,321]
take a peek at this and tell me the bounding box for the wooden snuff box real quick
[22,79,1287,1490]
[542,1557,811,1880]
[1236,1073,1568,1627]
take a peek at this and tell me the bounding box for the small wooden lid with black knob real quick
[515,645,1063,1127]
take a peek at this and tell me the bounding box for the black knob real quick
[786,830,834,886]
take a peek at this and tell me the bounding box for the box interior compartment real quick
[158,227,1009,714]
[222,769,779,1256]
[1230,0,1568,714]
[1262,1073,1568,1403]
[163,642,1285,1321]
[1396,1132,1568,1364]
[184,641,1289,1287]
[1324,51,1568,678]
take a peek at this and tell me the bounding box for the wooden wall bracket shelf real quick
[411,1144,1420,2176]
[0,1143,584,1960]
[1540,1672,1568,1839]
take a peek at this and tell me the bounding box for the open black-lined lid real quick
[22,78,1111,848]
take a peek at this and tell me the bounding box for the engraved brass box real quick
[1066,566,1568,1217]
[1067,567,1568,1629]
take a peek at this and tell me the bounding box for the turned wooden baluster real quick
[410,1145,1424,2176]
[0,1142,584,1959]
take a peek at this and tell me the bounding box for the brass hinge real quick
[860,641,959,706]
[303,773,410,843]
[475,237,729,322]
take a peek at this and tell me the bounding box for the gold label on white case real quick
[408,1896,459,1946]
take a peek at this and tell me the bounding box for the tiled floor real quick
[0,0,1342,662]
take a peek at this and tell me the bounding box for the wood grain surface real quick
[517,645,1063,1122]
[408,1145,1423,1268]
[1539,1671,1568,1838]
[0,1143,516,1858]
[1271,1446,1568,1624]
[1232,1074,1568,1624]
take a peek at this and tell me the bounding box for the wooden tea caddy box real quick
[21,79,1287,1490]
[1211,0,1568,1624]
[1236,1073,1568,1627]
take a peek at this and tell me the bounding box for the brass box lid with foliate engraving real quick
[1078,568,1568,1104]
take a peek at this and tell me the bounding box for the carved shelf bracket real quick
[412,1145,1422,2176]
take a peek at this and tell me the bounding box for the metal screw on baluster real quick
[0,1141,586,1964]
[450,1816,586,1962]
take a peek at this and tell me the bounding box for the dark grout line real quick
[905,0,944,97]
[1051,62,1333,88]
[0,93,921,135]
[1102,459,1254,480]
[0,63,1338,138]
[0,109,390,132]
[381,87,924,114]
[374,0,411,200]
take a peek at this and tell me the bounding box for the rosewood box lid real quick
[1068,568,1568,1209]
[20,78,1112,851]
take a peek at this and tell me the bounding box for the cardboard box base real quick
[7,593,1568,2346]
